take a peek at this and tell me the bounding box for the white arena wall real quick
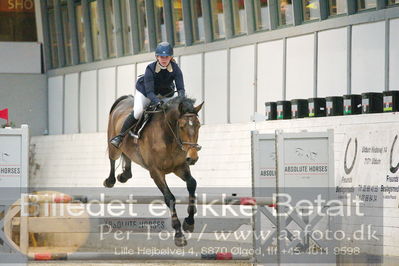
[30,113,399,189]
[0,42,41,74]
[30,113,399,257]
[46,19,399,134]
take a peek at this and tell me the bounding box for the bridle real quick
[162,109,202,152]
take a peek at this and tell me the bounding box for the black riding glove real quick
[157,101,164,108]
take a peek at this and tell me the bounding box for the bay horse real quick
[104,95,203,246]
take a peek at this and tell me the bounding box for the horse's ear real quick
[194,101,204,114]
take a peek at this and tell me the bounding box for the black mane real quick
[164,96,196,114]
[110,95,133,114]
[109,95,196,116]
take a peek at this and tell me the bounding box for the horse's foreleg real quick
[151,170,187,247]
[104,159,116,188]
[174,167,197,233]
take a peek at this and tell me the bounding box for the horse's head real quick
[165,97,204,165]
[178,102,204,165]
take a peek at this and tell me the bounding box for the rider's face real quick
[157,56,172,67]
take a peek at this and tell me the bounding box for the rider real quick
[110,42,186,148]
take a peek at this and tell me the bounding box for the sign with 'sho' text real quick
[0,0,35,13]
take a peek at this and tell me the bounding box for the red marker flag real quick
[0,108,9,123]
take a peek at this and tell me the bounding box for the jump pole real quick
[29,252,252,261]
[27,194,275,206]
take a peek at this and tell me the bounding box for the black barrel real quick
[265,102,277,120]
[383,90,399,112]
[308,98,326,117]
[326,96,343,116]
[291,99,308,118]
[361,92,383,114]
[276,101,291,120]
[343,94,362,115]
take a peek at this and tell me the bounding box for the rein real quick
[162,108,202,152]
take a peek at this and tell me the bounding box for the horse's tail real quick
[109,95,133,114]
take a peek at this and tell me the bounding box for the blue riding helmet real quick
[155,42,173,57]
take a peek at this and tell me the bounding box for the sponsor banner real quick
[283,137,330,188]
[100,217,168,232]
[338,129,399,207]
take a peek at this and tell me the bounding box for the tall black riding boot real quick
[110,112,138,148]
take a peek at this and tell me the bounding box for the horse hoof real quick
[117,173,131,183]
[117,174,126,183]
[174,235,187,247]
[183,218,194,233]
[103,179,115,188]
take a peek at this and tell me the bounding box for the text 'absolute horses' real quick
[105,95,204,246]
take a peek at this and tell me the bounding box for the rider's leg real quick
[110,91,150,148]
[109,111,138,148]
[133,90,151,120]
[130,91,151,137]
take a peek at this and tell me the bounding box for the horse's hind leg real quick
[103,159,116,188]
[174,166,197,233]
[117,153,132,183]
[150,169,187,247]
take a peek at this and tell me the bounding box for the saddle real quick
[128,105,160,139]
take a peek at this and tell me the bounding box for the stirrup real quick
[129,131,139,139]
